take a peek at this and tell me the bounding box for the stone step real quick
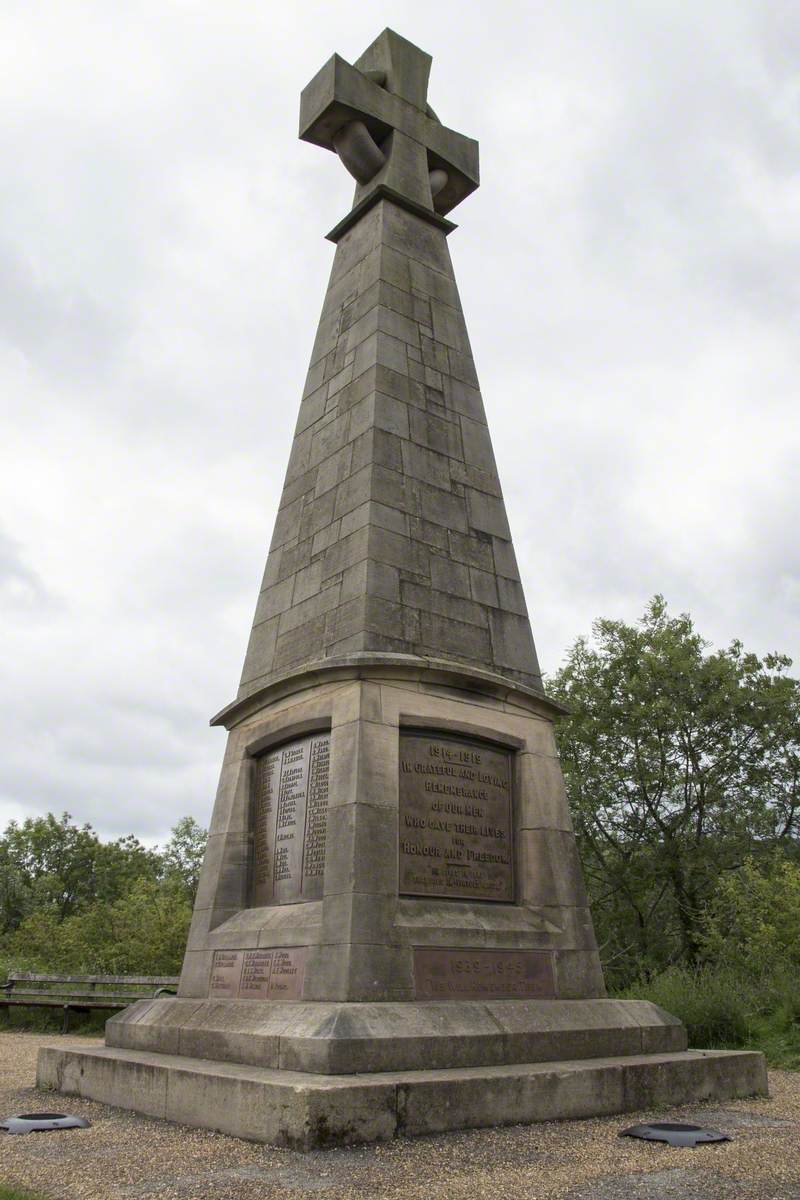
[106,996,688,1073]
[37,1043,767,1150]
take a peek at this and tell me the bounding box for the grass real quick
[748,1007,800,1070]
[1,1008,107,1036]
[615,964,800,1068]
[0,1185,52,1200]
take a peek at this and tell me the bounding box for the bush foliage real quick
[0,814,205,979]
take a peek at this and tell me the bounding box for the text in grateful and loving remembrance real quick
[399,733,513,901]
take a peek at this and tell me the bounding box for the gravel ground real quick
[1,1032,799,1200]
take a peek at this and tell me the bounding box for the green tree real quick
[550,596,800,982]
[0,813,206,977]
[0,839,32,936]
[0,813,99,925]
[3,878,193,975]
[93,835,161,903]
[0,814,166,935]
[161,816,207,901]
[701,855,800,984]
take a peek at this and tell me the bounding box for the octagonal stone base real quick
[103,996,688,1073]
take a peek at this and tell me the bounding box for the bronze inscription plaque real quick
[208,947,308,1000]
[252,732,330,906]
[413,948,555,1000]
[399,733,513,901]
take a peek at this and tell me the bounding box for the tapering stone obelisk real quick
[39,30,766,1146]
[178,28,599,1007]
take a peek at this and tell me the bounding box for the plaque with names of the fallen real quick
[267,947,307,1000]
[252,732,330,906]
[209,950,244,998]
[238,949,273,999]
[208,947,308,1000]
[413,947,555,1000]
[399,733,513,902]
[301,737,329,899]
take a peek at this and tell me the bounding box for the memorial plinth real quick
[39,29,767,1146]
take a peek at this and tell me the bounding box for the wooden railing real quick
[0,972,179,1033]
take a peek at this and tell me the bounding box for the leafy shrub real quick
[2,878,192,976]
[617,965,755,1048]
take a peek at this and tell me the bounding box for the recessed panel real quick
[252,732,330,906]
[238,950,273,999]
[399,732,513,901]
[413,947,555,1000]
[208,950,243,999]
[208,947,308,1000]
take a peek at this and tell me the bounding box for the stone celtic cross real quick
[299,28,479,238]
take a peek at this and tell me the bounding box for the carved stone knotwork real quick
[332,120,386,184]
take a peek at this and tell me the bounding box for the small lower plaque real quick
[268,948,307,999]
[413,948,555,1000]
[208,950,243,998]
[208,947,307,1000]
[238,950,273,999]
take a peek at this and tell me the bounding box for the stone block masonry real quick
[239,198,541,702]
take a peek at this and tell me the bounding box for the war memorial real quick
[38,30,766,1147]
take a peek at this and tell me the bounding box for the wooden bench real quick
[0,973,179,1033]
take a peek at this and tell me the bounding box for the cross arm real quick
[299,55,479,215]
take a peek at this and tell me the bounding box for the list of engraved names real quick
[252,732,330,905]
[399,734,513,902]
[208,947,307,1000]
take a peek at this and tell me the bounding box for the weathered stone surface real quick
[174,672,605,1005]
[236,192,543,702]
[104,996,687,1074]
[38,1044,767,1149]
[394,1050,768,1139]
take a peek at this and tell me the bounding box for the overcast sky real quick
[2,1,798,843]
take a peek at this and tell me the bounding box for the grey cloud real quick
[0,1,797,841]
[0,529,58,614]
[0,243,122,380]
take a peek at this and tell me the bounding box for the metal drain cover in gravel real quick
[1,1112,91,1135]
[619,1122,731,1147]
